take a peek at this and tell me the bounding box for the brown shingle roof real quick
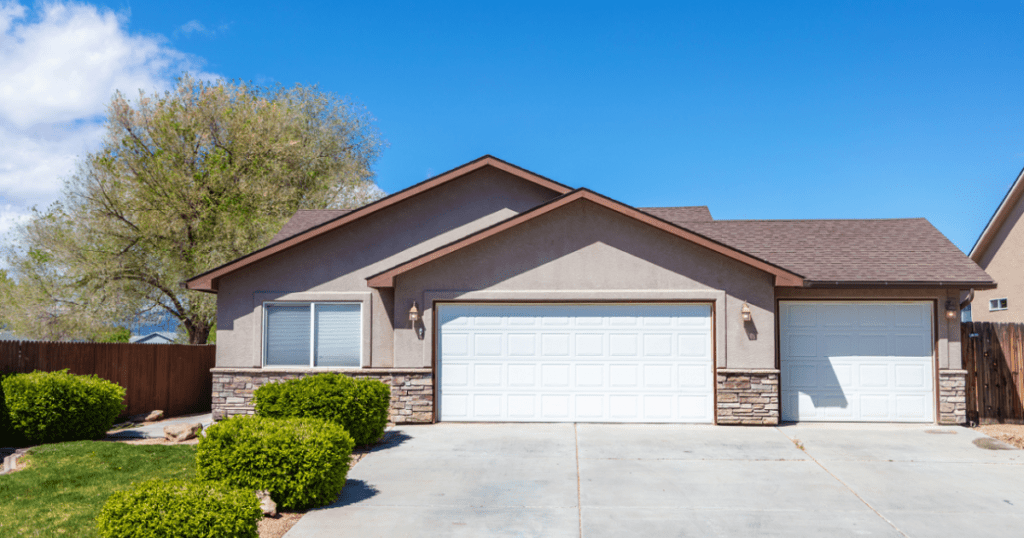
[268,209,351,245]
[268,208,993,287]
[660,217,994,286]
[638,206,713,222]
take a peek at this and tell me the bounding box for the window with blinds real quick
[263,302,362,367]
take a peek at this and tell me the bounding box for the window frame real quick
[261,301,364,368]
[989,298,1009,312]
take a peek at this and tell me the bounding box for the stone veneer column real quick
[210,368,434,424]
[938,369,968,425]
[716,369,780,425]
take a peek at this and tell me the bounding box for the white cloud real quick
[0,1,214,242]
[178,20,208,36]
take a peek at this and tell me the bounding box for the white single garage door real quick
[438,303,714,423]
[780,301,935,422]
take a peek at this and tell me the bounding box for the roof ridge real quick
[706,217,928,223]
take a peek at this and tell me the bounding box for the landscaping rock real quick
[129,410,165,423]
[256,490,278,517]
[163,422,203,442]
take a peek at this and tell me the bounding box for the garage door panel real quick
[439,303,713,423]
[473,364,502,386]
[473,333,502,356]
[442,363,469,386]
[508,364,536,386]
[643,364,673,387]
[678,365,707,387]
[609,364,639,387]
[894,364,927,388]
[780,301,934,423]
[508,394,536,417]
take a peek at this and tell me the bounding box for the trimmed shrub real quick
[96,479,262,538]
[2,370,126,444]
[0,372,26,447]
[195,416,355,510]
[254,373,390,446]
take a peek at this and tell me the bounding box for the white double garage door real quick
[439,303,715,423]
[438,301,936,423]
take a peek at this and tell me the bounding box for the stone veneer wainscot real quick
[211,368,434,424]
[716,369,780,425]
[938,369,968,425]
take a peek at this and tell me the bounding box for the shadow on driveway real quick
[317,479,380,509]
[361,430,412,454]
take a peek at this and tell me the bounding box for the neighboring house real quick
[129,331,176,344]
[187,156,994,426]
[969,166,1024,322]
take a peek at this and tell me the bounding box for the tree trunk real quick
[184,317,212,345]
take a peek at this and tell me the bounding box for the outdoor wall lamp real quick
[741,302,752,322]
[409,302,424,339]
[409,301,420,325]
[945,299,957,320]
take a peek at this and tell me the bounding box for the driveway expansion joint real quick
[774,426,910,538]
[574,423,583,538]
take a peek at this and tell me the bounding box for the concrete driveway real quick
[284,423,1024,538]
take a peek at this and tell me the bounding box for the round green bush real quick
[195,416,355,510]
[96,479,262,538]
[254,373,390,446]
[2,370,126,444]
[0,372,26,447]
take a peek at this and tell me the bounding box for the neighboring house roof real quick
[129,331,176,344]
[0,330,24,341]
[639,206,713,222]
[969,165,1024,262]
[366,189,806,288]
[186,155,572,292]
[676,218,994,288]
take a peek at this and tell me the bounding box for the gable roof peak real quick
[184,155,573,293]
[970,164,1024,262]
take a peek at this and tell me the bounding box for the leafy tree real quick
[96,326,132,343]
[1,75,384,344]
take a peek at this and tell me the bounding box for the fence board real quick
[962,322,1024,424]
[0,340,214,419]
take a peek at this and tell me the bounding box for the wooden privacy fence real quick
[0,341,216,419]
[961,322,1024,424]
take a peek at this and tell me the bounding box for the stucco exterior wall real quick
[214,167,561,368]
[774,287,963,370]
[392,199,778,370]
[973,190,1024,322]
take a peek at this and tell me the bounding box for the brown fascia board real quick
[366,189,806,288]
[969,165,1024,263]
[184,155,574,293]
[801,280,997,290]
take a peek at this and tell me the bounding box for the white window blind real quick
[314,303,361,367]
[265,304,312,366]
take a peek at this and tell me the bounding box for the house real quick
[968,166,1024,322]
[128,331,176,344]
[187,156,994,426]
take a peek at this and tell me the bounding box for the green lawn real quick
[0,441,196,537]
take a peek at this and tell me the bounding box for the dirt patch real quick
[974,424,1024,450]
[259,511,304,538]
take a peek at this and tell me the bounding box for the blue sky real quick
[2,1,1023,253]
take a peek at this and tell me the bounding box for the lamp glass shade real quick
[409,302,420,323]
